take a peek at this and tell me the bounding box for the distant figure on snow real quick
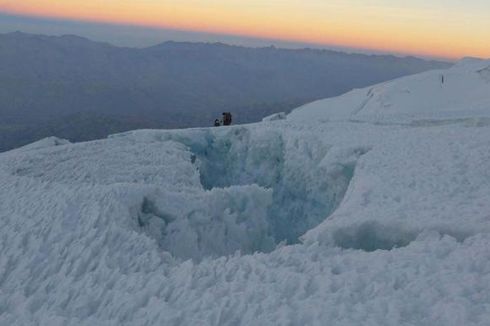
[222,112,232,126]
[214,119,221,127]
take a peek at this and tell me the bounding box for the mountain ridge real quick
[0,31,450,152]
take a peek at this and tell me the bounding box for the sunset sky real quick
[0,0,489,59]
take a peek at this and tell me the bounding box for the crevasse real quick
[137,127,366,259]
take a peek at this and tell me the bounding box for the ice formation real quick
[1,59,490,325]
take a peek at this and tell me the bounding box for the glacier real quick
[1,59,490,325]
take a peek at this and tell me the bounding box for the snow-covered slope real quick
[1,59,490,325]
[290,58,490,124]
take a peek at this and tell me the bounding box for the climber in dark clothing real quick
[214,119,221,127]
[222,112,232,126]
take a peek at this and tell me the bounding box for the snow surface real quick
[1,59,490,325]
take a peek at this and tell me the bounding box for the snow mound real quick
[2,58,490,325]
[14,136,70,152]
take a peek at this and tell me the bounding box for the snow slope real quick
[290,58,490,125]
[1,59,490,325]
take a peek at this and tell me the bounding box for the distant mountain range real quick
[0,32,450,151]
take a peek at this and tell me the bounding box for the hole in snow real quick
[332,222,418,252]
[189,128,361,246]
[135,127,368,260]
[332,222,476,252]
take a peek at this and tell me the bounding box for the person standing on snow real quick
[222,112,232,126]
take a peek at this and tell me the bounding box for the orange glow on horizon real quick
[1,0,489,60]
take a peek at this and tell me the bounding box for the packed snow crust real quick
[1,59,490,325]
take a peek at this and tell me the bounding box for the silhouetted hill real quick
[0,32,450,151]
